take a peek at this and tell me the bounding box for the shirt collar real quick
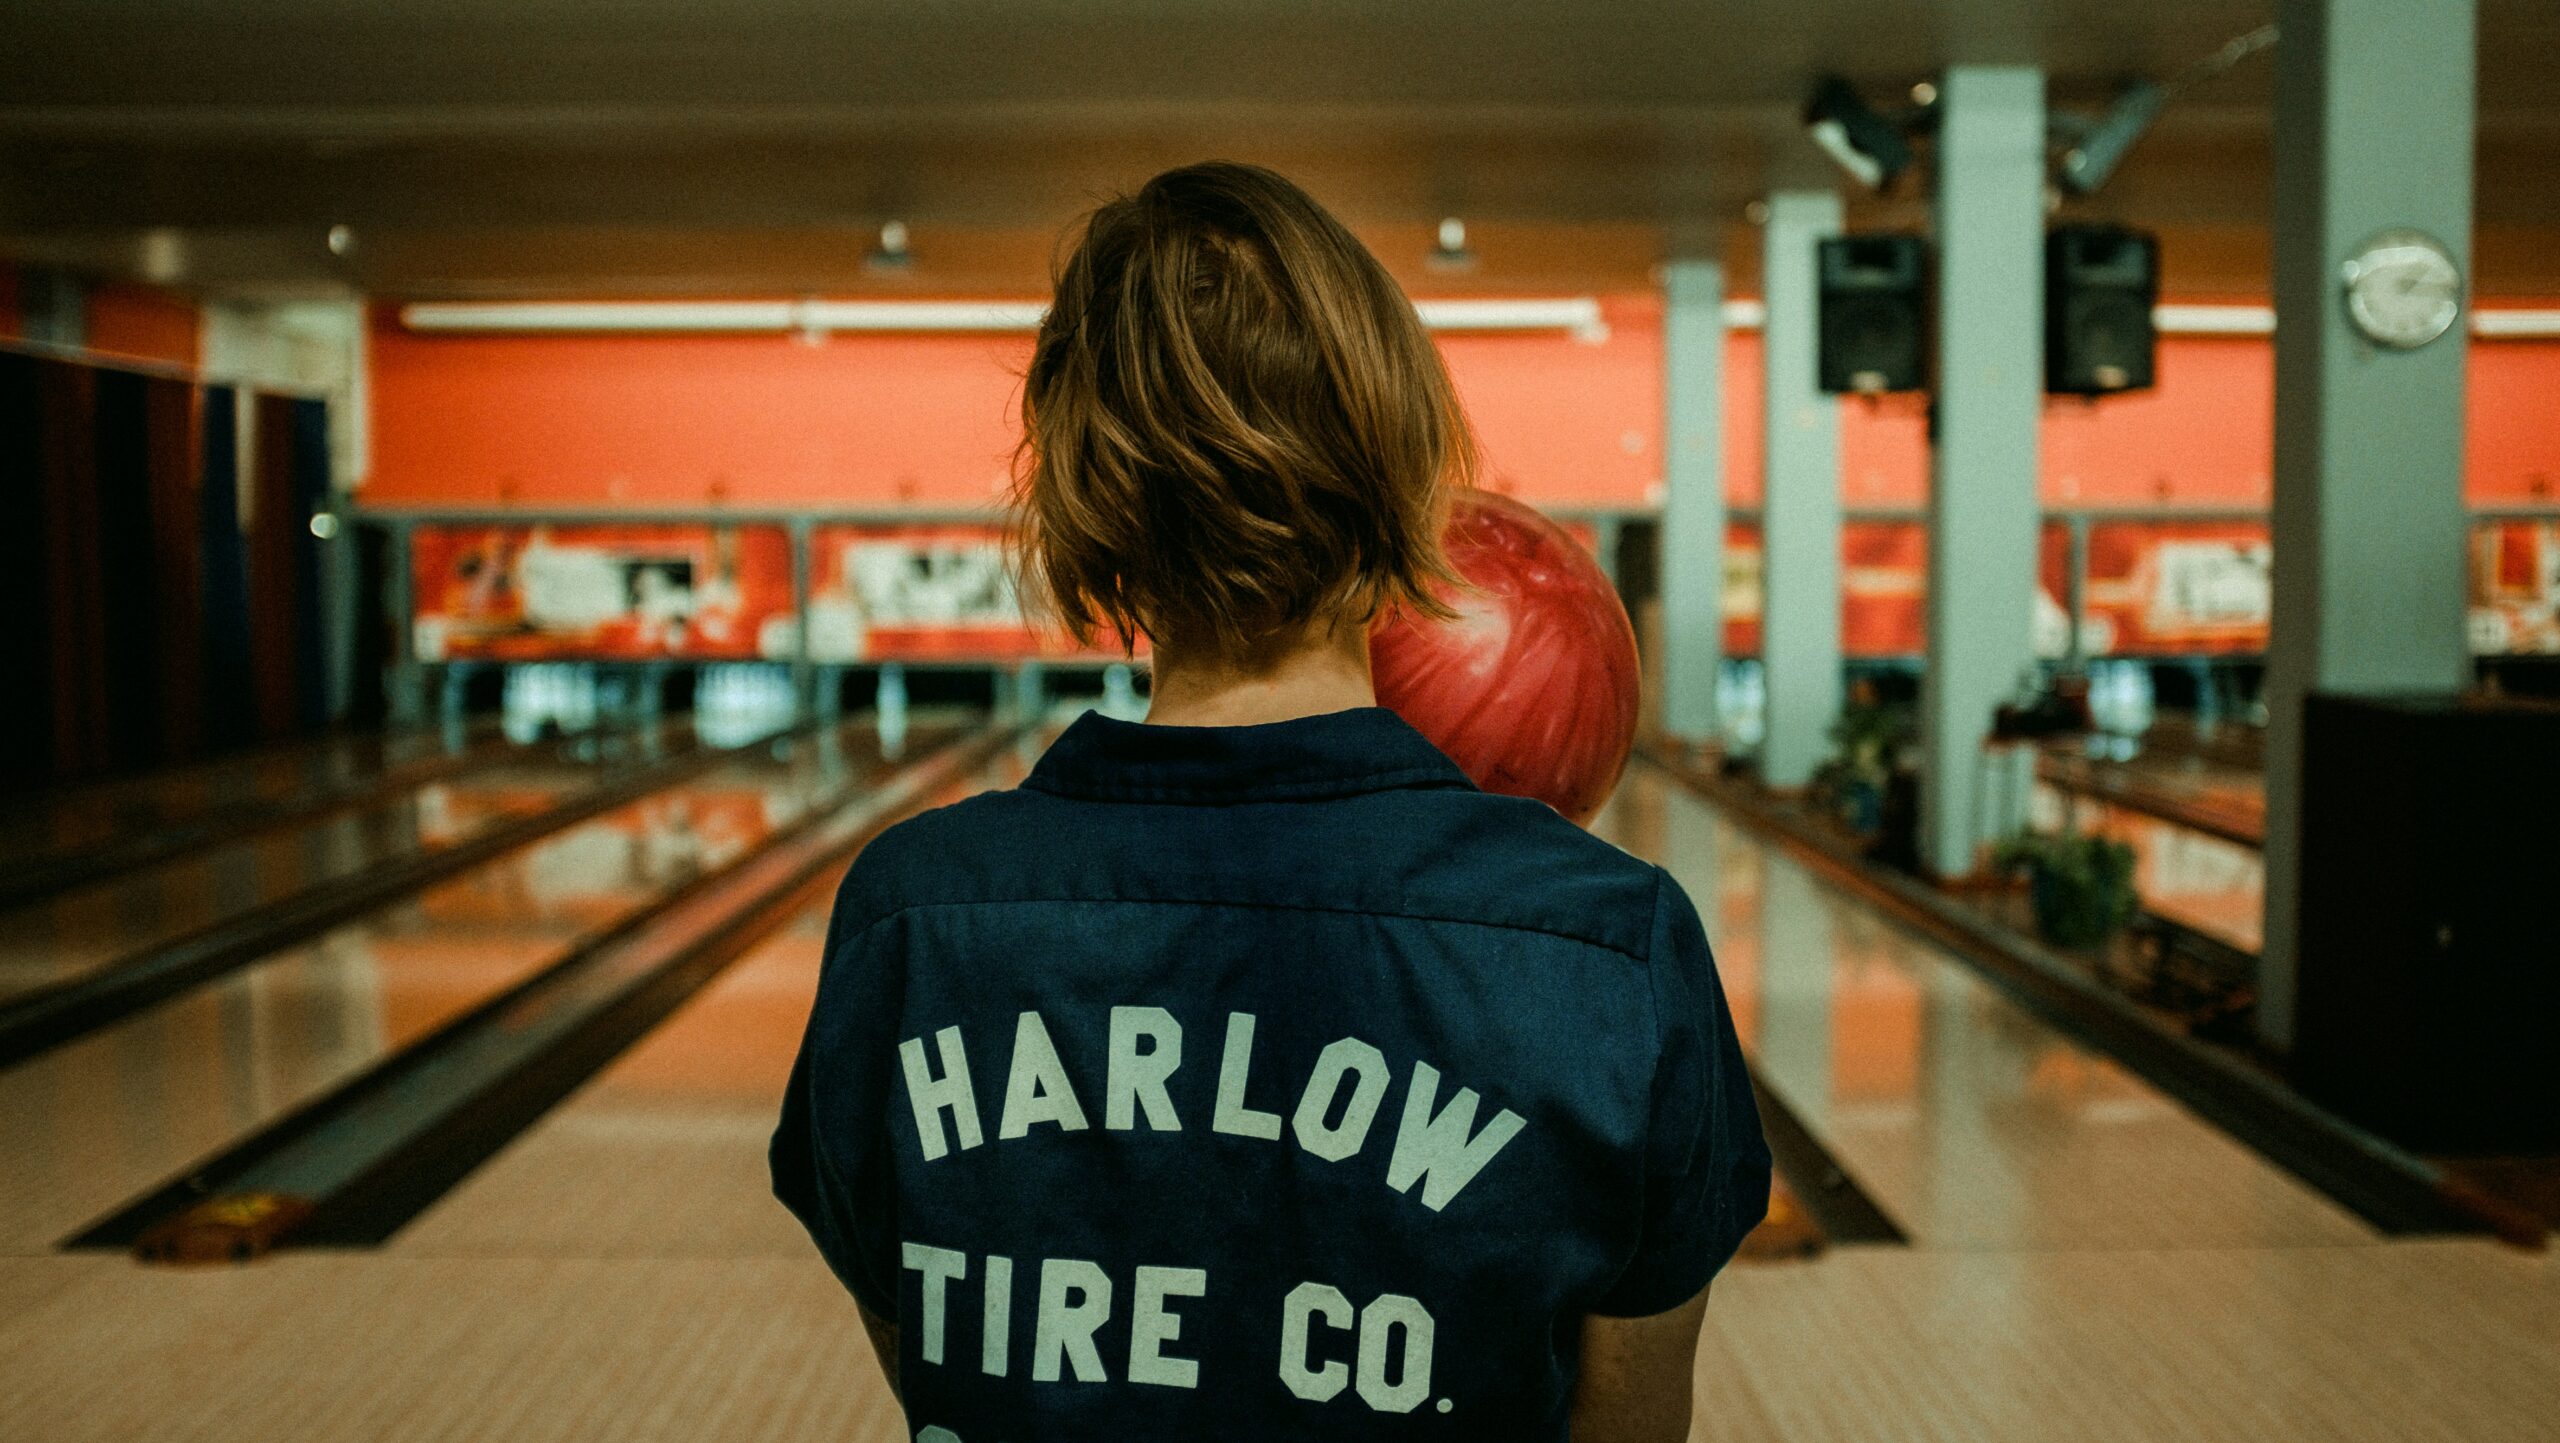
[1024,706,1477,804]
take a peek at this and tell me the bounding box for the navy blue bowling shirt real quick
[773,706,1768,1442]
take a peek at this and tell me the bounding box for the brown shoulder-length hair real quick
[1013,161,1474,658]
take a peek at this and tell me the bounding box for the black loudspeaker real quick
[1817,234,1928,395]
[2045,224,2158,395]
[2291,694,2560,1154]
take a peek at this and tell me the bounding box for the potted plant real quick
[1997,831,2139,950]
[1813,689,1915,836]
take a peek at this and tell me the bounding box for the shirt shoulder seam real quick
[831,891,1654,962]
[1017,765,1473,803]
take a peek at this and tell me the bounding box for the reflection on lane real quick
[390,743,1044,1255]
[1592,764,2364,1252]
[0,725,487,877]
[0,726,704,1001]
[2032,784,2265,953]
[0,724,932,1254]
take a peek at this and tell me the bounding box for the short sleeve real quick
[770,877,907,1320]
[1590,868,1773,1317]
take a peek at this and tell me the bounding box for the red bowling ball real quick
[1370,489,1641,827]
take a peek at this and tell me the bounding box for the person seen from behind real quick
[774,159,1770,1442]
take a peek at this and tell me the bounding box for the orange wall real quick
[2041,338,2272,506]
[366,295,2560,512]
[370,317,1033,509]
[366,297,1667,509]
[83,283,201,368]
[1445,295,1661,506]
[2469,341,2560,502]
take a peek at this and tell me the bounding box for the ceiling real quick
[4,0,2554,297]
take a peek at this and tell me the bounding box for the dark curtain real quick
[145,378,207,762]
[245,392,302,741]
[288,397,332,731]
[0,359,296,788]
[93,371,162,770]
[346,521,392,726]
[0,356,50,788]
[199,386,257,751]
[39,362,109,777]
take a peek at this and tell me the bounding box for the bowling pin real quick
[879,663,910,757]
[504,666,539,744]
[1101,663,1141,720]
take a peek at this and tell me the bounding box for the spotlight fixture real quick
[867,219,913,271]
[1802,76,1913,192]
[2056,80,2165,196]
[137,228,187,284]
[2051,26,2276,197]
[1428,217,1476,272]
[326,224,355,257]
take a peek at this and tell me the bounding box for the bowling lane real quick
[387,741,1039,1258]
[0,722,944,1254]
[2041,744,2266,845]
[1596,762,2360,1251]
[0,723,493,881]
[0,723,701,1002]
[387,892,840,1259]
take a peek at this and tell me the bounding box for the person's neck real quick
[1143,622,1376,728]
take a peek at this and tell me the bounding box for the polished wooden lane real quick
[1594,764,2353,1250]
[389,894,840,1259]
[0,724,489,880]
[0,758,595,999]
[0,729,914,1255]
[388,742,1039,1259]
[2039,745,2267,846]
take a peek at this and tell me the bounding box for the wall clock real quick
[2341,229,2464,350]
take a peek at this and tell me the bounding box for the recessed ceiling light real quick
[138,228,187,283]
[868,220,913,271]
[1428,217,1475,272]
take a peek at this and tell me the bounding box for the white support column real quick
[2260,0,2476,1049]
[1659,258,1728,742]
[1920,65,2046,879]
[1759,190,1846,789]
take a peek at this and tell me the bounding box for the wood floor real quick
[4,765,2555,1442]
[5,1234,2552,1441]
